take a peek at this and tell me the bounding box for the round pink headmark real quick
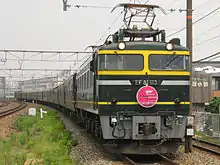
[136,86,158,108]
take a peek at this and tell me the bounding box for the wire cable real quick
[194,33,220,48]
[68,3,177,12]
[145,0,150,4]
[95,11,123,45]
[194,52,220,63]
[71,4,112,9]
[162,0,181,15]
[166,0,181,7]
[193,22,220,40]
[193,55,220,67]
[167,5,220,38]
[194,0,214,11]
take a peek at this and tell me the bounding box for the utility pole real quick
[63,0,71,11]
[185,0,193,153]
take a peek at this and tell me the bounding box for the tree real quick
[206,97,220,114]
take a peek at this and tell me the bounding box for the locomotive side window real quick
[98,54,143,71]
[149,55,190,71]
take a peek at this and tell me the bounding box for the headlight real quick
[166,43,173,50]
[111,98,117,104]
[174,98,181,104]
[118,42,126,50]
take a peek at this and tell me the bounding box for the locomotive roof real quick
[98,41,189,51]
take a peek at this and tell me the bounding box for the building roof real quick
[193,61,220,77]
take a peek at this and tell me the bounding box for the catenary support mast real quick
[185,0,193,153]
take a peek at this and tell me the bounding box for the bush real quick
[206,97,220,114]
[14,116,37,131]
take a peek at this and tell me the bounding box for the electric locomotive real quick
[74,3,194,154]
[15,3,194,155]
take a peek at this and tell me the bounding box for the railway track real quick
[158,154,179,165]
[59,106,181,165]
[0,102,27,118]
[121,155,137,165]
[0,101,9,107]
[193,137,220,156]
[121,154,179,165]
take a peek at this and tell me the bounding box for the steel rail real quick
[193,144,220,156]
[120,154,180,165]
[192,138,220,156]
[158,154,180,165]
[121,155,138,165]
[192,137,220,148]
[0,102,27,118]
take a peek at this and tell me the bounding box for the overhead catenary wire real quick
[68,3,180,12]
[167,5,220,38]
[163,0,182,15]
[206,54,220,62]
[144,0,150,4]
[95,10,123,45]
[94,0,170,45]
[193,33,220,48]
[193,22,220,40]
[193,52,220,63]
[71,4,112,9]
[199,54,220,64]
[166,0,181,7]
[193,0,214,11]
[129,0,141,4]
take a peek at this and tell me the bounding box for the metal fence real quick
[193,111,220,137]
[0,77,6,100]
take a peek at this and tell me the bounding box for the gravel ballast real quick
[59,113,220,165]
[59,113,125,165]
[172,148,220,165]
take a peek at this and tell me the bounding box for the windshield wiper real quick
[162,55,180,69]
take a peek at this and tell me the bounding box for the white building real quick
[18,76,62,92]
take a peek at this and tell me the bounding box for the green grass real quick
[195,131,220,146]
[0,105,77,165]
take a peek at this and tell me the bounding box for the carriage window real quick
[98,54,143,71]
[86,72,89,89]
[79,77,82,90]
[90,72,93,87]
[149,55,190,71]
[83,75,85,90]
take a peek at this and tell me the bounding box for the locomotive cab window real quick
[98,54,144,71]
[149,54,189,71]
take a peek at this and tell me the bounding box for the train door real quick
[64,84,66,105]
[73,73,77,109]
[90,52,98,110]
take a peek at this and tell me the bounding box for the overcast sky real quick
[0,0,219,82]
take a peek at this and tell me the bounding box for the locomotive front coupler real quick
[142,123,158,136]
